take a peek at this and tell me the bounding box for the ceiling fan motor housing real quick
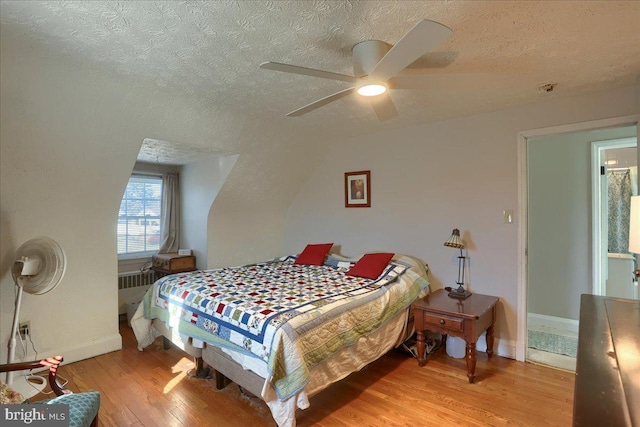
[352,40,390,77]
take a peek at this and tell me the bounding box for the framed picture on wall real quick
[345,170,371,208]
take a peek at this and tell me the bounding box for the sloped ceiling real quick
[1,0,639,164]
[138,138,233,165]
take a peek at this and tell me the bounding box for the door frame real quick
[515,114,639,362]
[591,137,637,296]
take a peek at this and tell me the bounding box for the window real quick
[118,175,162,256]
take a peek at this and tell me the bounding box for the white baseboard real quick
[519,313,579,361]
[498,340,516,359]
[528,313,579,335]
[491,337,517,359]
[454,333,517,360]
[527,348,576,372]
[55,334,123,365]
[15,334,122,369]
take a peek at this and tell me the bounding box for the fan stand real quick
[6,373,47,399]
[5,237,66,398]
[6,279,47,398]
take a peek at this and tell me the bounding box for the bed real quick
[131,248,429,427]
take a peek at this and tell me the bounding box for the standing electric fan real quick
[6,237,67,398]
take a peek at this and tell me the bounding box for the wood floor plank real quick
[30,323,574,426]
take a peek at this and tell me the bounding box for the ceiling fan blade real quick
[369,19,452,82]
[287,87,356,117]
[260,61,358,83]
[370,94,398,121]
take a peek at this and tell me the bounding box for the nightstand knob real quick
[439,319,445,325]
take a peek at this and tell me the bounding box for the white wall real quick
[285,84,640,358]
[181,155,238,269]
[206,137,327,268]
[0,27,306,362]
[0,28,314,363]
[0,36,136,363]
[528,127,637,320]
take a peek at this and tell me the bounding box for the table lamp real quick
[444,228,471,299]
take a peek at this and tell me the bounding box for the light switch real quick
[503,209,514,224]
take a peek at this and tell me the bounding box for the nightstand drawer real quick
[421,312,464,332]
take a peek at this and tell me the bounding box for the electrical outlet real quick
[19,321,30,339]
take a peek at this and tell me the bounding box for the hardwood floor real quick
[33,323,575,426]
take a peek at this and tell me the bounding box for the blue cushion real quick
[36,391,100,427]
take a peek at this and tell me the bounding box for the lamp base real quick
[448,289,472,299]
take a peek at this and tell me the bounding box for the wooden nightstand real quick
[412,289,499,383]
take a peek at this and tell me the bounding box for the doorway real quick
[592,139,638,300]
[515,115,639,368]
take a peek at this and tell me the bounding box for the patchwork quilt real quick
[140,254,429,399]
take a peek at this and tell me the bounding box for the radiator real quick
[118,270,157,290]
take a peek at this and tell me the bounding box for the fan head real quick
[12,237,67,295]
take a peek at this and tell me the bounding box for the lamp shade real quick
[444,228,464,249]
[629,196,640,254]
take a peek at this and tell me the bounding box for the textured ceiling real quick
[1,1,639,163]
[138,138,232,165]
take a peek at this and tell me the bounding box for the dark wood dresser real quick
[573,294,639,426]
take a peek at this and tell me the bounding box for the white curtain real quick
[159,172,180,254]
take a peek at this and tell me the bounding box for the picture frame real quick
[344,170,371,208]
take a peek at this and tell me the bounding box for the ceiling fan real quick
[260,19,452,121]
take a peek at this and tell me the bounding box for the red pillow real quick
[294,243,333,265]
[347,253,395,279]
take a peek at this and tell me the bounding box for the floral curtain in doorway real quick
[608,170,632,254]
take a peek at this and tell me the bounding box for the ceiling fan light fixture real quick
[260,19,453,118]
[357,82,387,97]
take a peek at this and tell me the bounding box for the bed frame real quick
[142,255,429,425]
[203,344,265,396]
[153,304,418,402]
[153,318,262,395]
